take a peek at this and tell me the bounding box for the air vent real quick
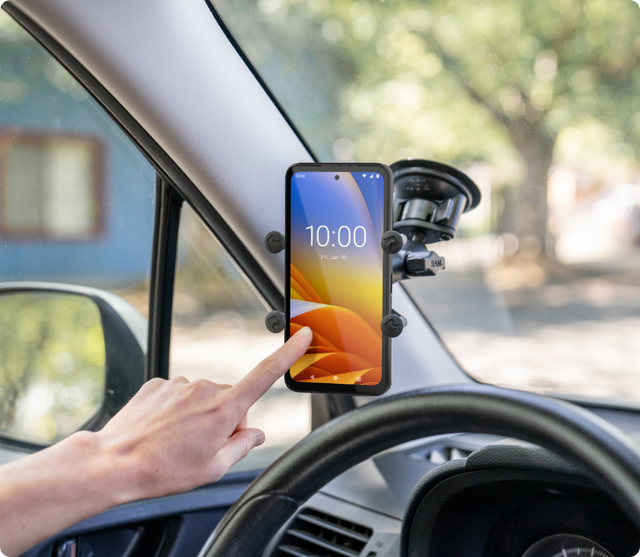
[273,508,373,557]
[426,445,472,464]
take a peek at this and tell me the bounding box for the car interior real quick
[2,0,640,556]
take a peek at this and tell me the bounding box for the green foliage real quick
[248,0,640,161]
[0,293,106,444]
[216,0,640,245]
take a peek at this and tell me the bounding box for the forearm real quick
[0,431,136,556]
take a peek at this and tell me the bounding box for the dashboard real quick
[22,404,640,557]
[262,404,640,557]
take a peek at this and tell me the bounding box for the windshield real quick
[210,0,640,404]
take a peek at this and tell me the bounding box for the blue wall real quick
[0,87,156,290]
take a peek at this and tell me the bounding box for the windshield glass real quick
[210,0,640,403]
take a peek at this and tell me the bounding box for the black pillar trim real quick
[147,176,183,380]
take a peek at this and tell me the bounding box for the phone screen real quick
[285,166,391,394]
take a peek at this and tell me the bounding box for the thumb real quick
[208,428,265,482]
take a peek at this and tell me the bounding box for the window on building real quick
[1,132,102,239]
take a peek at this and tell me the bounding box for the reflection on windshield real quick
[212,0,640,402]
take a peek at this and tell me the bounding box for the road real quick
[406,264,640,404]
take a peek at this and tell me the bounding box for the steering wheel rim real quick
[199,384,640,557]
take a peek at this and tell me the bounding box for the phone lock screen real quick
[284,163,392,396]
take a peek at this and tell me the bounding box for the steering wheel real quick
[198,384,640,557]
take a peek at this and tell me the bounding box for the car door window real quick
[170,204,311,454]
[0,12,155,303]
[0,11,155,445]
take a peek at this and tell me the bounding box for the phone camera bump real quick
[335,175,339,180]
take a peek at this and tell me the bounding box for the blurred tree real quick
[331,0,640,252]
[0,295,46,431]
[214,0,640,253]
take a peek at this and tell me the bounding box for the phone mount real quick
[264,159,481,338]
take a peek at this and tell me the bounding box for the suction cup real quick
[390,159,481,244]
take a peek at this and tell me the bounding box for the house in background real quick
[0,42,156,290]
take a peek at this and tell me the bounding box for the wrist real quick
[92,426,165,505]
[85,429,150,507]
[59,430,135,509]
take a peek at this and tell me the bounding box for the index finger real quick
[230,326,313,411]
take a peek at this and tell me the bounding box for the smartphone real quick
[284,163,393,396]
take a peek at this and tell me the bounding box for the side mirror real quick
[0,282,146,448]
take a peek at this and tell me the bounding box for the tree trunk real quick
[507,122,556,256]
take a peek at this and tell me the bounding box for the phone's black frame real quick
[284,162,393,396]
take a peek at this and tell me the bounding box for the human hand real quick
[98,325,313,502]
[0,326,312,557]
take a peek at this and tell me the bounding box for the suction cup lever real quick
[390,159,481,245]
